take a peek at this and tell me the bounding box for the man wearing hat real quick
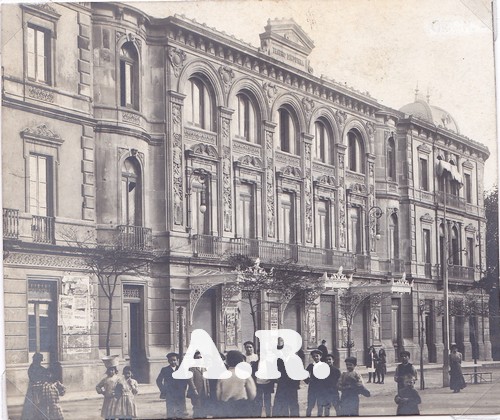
[156,352,188,418]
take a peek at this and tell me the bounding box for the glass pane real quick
[128,185,136,225]
[28,28,35,78]
[121,178,128,223]
[203,86,211,130]
[248,99,255,141]
[28,314,37,352]
[36,30,46,82]
[192,81,200,125]
[125,63,132,105]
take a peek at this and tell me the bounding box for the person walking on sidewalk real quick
[21,352,48,420]
[394,351,417,390]
[40,368,66,420]
[449,344,467,393]
[375,348,387,384]
[394,375,421,416]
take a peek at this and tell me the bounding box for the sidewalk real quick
[7,362,500,419]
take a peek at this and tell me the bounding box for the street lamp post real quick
[416,283,426,390]
[441,172,450,388]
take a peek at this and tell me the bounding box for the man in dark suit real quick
[156,352,188,418]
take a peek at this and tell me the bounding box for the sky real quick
[130,0,498,190]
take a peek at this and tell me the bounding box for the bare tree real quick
[62,229,161,355]
[225,254,326,343]
[337,289,382,356]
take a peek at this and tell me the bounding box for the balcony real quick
[192,234,222,257]
[379,259,405,274]
[3,208,19,239]
[448,265,475,281]
[117,225,153,250]
[436,192,466,211]
[31,215,55,244]
[353,254,370,272]
[190,235,356,270]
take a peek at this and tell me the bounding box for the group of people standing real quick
[155,339,374,418]
[365,345,387,384]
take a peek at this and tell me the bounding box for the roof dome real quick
[399,94,460,134]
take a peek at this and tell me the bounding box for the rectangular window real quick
[239,184,255,239]
[419,158,429,191]
[423,228,431,263]
[316,200,330,248]
[27,25,50,83]
[464,173,472,204]
[466,237,474,268]
[279,192,295,244]
[29,154,52,216]
[349,206,362,253]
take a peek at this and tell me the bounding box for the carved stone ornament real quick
[223,146,232,232]
[190,143,219,159]
[302,97,315,117]
[219,66,235,93]
[263,82,278,106]
[280,166,302,178]
[335,110,347,131]
[21,124,63,144]
[28,85,55,103]
[238,155,263,168]
[417,143,432,154]
[316,175,336,186]
[266,131,276,238]
[348,183,367,194]
[168,47,187,78]
[323,269,353,290]
[465,223,477,232]
[122,112,141,125]
[365,121,375,140]
[420,213,434,223]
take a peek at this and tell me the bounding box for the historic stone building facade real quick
[2,2,491,395]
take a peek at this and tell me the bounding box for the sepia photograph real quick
[1,0,499,418]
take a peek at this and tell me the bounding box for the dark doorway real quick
[424,300,437,362]
[123,285,147,382]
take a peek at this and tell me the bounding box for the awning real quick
[436,159,463,186]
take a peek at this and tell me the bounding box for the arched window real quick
[347,130,365,173]
[185,77,214,131]
[389,213,399,260]
[121,157,142,226]
[120,42,139,110]
[236,93,257,143]
[314,120,333,164]
[277,107,299,155]
[387,137,396,181]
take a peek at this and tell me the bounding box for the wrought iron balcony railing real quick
[436,192,466,210]
[380,258,405,274]
[448,265,475,281]
[3,208,19,239]
[117,225,153,250]
[31,215,55,244]
[192,234,222,257]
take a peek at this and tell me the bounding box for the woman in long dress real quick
[449,345,467,393]
[21,353,48,420]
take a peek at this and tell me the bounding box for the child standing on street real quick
[338,356,371,416]
[304,349,326,416]
[394,375,421,416]
[323,354,341,416]
[114,366,139,419]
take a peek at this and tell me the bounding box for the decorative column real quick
[219,107,234,235]
[264,121,277,239]
[337,144,347,250]
[168,91,186,231]
[303,133,314,244]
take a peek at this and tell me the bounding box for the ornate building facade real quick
[2,2,491,395]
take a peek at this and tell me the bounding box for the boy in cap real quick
[394,351,417,391]
[156,352,188,418]
[305,349,326,416]
[338,356,370,416]
[394,374,421,415]
[323,353,341,416]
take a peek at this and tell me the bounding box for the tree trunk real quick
[347,323,352,357]
[106,293,113,356]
